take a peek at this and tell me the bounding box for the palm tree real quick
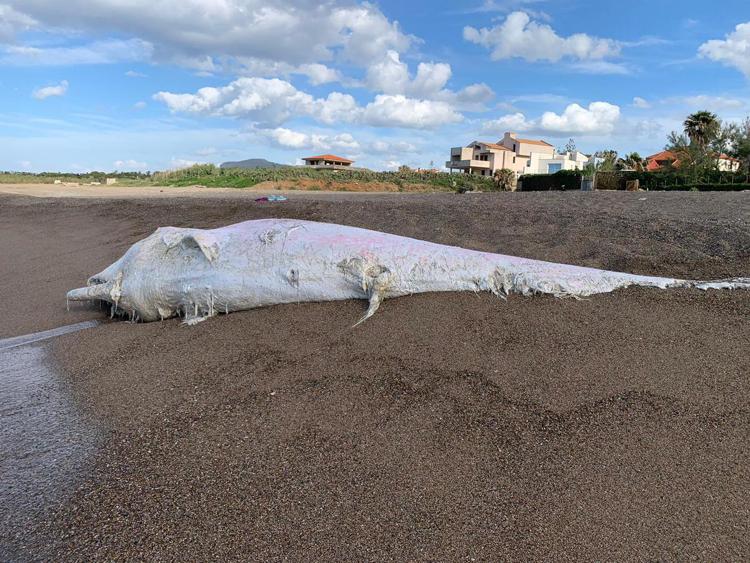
[621,152,644,172]
[683,111,720,149]
[595,150,619,171]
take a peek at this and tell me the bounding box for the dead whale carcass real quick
[66,218,749,325]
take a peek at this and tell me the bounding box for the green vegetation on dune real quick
[0,171,152,185]
[153,164,497,191]
[0,165,497,191]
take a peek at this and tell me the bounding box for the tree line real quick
[572,111,750,177]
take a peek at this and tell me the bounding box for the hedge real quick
[518,170,582,191]
[659,183,750,192]
[596,170,750,191]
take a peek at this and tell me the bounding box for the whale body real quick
[67,218,749,324]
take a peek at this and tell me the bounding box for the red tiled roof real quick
[646,150,677,160]
[645,150,679,171]
[719,153,741,162]
[302,154,354,163]
[646,150,741,171]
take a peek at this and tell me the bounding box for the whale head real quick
[67,227,220,322]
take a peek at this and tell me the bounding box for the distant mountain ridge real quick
[220,158,288,169]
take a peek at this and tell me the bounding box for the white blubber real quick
[67,219,749,325]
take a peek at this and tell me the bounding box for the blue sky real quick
[1,0,749,172]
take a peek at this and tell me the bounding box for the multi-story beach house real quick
[446,132,594,177]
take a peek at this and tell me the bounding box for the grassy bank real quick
[1,166,496,192]
[152,164,496,192]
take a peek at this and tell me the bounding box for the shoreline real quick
[0,338,101,561]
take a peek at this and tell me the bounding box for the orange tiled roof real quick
[302,154,354,163]
[516,138,553,147]
[480,142,511,151]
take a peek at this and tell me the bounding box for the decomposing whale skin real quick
[67,218,749,324]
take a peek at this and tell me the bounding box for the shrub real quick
[492,168,516,192]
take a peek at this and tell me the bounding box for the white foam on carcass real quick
[66,218,749,325]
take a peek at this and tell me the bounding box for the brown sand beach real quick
[1,186,748,560]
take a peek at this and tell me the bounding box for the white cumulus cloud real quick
[259,127,360,153]
[361,95,463,129]
[483,112,529,132]
[367,50,451,97]
[155,77,465,130]
[32,80,68,100]
[297,63,342,85]
[314,92,361,125]
[154,77,327,126]
[464,11,620,63]
[699,22,750,78]
[365,50,494,111]
[329,4,412,65]
[483,101,621,136]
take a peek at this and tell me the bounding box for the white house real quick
[447,132,595,177]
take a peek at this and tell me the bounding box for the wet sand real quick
[0,336,100,562]
[0,190,748,560]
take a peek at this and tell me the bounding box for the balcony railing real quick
[446,159,490,169]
